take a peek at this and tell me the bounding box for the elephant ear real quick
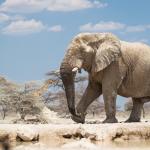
[92,39,121,73]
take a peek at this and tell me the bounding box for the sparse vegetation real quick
[0,71,106,122]
[0,76,52,122]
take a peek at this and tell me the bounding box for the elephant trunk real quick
[60,58,85,123]
[60,62,76,116]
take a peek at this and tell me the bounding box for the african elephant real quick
[60,32,150,123]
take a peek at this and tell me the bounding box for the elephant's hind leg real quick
[125,98,144,122]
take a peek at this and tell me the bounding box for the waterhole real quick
[14,139,150,150]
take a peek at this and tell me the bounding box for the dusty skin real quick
[60,33,150,124]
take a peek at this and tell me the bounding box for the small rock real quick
[17,127,38,141]
[24,115,38,121]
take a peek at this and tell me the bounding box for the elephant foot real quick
[71,115,85,124]
[125,118,141,123]
[103,117,118,123]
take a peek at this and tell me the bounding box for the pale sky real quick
[1,0,150,109]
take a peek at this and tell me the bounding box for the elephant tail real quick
[142,106,145,118]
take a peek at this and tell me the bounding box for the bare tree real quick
[124,98,133,111]
[0,76,21,119]
[45,70,107,116]
[0,76,52,122]
[44,70,87,116]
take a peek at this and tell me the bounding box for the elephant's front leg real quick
[101,62,124,123]
[102,88,118,123]
[72,80,102,123]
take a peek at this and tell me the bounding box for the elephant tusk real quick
[72,67,79,73]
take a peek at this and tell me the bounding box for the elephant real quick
[60,32,150,123]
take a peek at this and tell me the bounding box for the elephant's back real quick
[120,41,150,67]
[120,41,150,55]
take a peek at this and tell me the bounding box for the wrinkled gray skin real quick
[60,32,150,123]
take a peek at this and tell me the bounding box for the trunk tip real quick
[69,108,76,116]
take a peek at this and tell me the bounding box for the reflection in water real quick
[97,140,150,150]
[0,142,9,150]
[0,135,10,150]
[15,140,150,150]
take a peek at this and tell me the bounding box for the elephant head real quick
[60,33,121,121]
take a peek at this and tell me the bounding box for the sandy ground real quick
[1,110,150,124]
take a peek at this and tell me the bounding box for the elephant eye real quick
[79,47,85,55]
[79,47,84,52]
